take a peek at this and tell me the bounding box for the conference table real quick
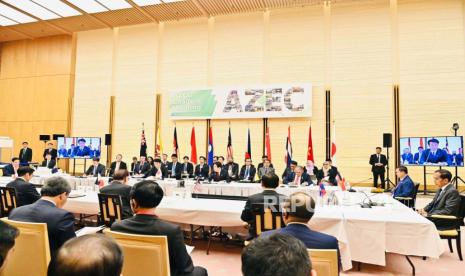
[0,175,445,271]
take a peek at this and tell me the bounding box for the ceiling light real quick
[0,3,36,23]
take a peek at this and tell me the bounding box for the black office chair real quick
[97,193,123,227]
[0,187,17,217]
[427,194,465,261]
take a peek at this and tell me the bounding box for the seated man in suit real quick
[257,155,274,171]
[217,156,225,166]
[0,220,19,272]
[161,153,169,166]
[100,169,133,219]
[401,148,414,165]
[261,192,341,271]
[130,156,138,172]
[9,176,75,258]
[257,159,275,180]
[167,154,182,180]
[286,166,312,186]
[304,160,319,176]
[73,139,91,157]
[42,153,56,169]
[57,144,68,158]
[209,162,227,182]
[3,157,20,177]
[413,146,424,164]
[418,169,461,230]
[67,144,76,158]
[239,158,256,182]
[48,234,123,276]
[317,160,338,186]
[43,142,58,160]
[241,174,287,239]
[181,156,194,178]
[392,166,415,198]
[282,161,298,185]
[111,180,208,276]
[194,156,209,179]
[420,138,448,165]
[84,157,106,177]
[6,166,40,207]
[145,158,167,180]
[242,233,316,276]
[223,156,239,181]
[134,156,151,176]
[109,154,127,177]
[18,142,32,164]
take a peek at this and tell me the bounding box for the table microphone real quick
[360,190,384,208]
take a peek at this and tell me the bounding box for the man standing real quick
[109,154,127,177]
[369,147,388,188]
[239,158,256,182]
[6,166,40,206]
[43,142,57,160]
[41,153,56,169]
[18,142,32,164]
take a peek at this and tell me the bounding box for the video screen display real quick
[57,137,101,159]
[399,136,463,167]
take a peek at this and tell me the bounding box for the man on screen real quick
[401,148,413,165]
[58,144,68,158]
[73,139,91,157]
[420,139,448,165]
[67,144,76,158]
[455,148,464,166]
[414,146,424,164]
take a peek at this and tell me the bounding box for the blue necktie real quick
[245,167,249,179]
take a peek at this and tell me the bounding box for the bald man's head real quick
[283,192,316,224]
[48,234,123,276]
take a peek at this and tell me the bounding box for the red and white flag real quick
[227,127,233,159]
[307,126,314,162]
[331,123,337,166]
[265,126,272,162]
[190,127,198,164]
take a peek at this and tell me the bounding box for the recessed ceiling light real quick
[32,0,81,17]
[0,3,36,23]
[4,0,60,20]
[96,0,131,10]
[66,0,107,13]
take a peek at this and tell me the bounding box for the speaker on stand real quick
[39,135,50,151]
[383,133,395,191]
[105,134,112,168]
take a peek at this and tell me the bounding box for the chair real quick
[98,193,123,227]
[103,229,170,276]
[427,194,465,261]
[395,183,420,208]
[0,218,50,276]
[307,249,338,276]
[251,203,284,236]
[0,187,17,217]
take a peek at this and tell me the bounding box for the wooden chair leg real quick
[206,232,212,255]
[190,224,194,245]
[448,239,454,253]
[457,233,462,261]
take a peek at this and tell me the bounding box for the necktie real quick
[431,188,443,209]
[93,166,97,176]
[245,167,249,179]
[172,163,176,176]
[378,154,380,163]
[184,164,187,172]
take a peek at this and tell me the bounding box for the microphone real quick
[348,177,373,192]
[360,190,384,208]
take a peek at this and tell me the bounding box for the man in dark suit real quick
[369,147,388,188]
[239,158,256,182]
[43,142,58,160]
[456,147,464,166]
[167,154,182,180]
[109,154,127,177]
[286,166,312,186]
[419,170,460,230]
[73,138,91,157]
[41,153,56,169]
[161,154,169,166]
[9,176,75,258]
[223,156,239,181]
[18,142,32,164]
[145,159,167,179]
[3,158,20,177]
[57,144,68,158]
[317,160,339,186]
[181,156,194,178]
[85,157,106,177]
[261,192,341,271]
[194,156,209,179]
[6,166,40,207]
[257,159,275,180]
[282,161,298,184]
[209,162,228,182]
[413,146,424,164]
[100,169,133,219]
[111,180,207,276]
[420,138,448,165]
[392,166,415,198]
[134,156,151,176]
[241,174,287,239]
[304,160,319,176]
[257,155,274,171]
[401,148,414,165]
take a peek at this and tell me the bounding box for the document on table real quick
[186,245,195,255]
[75,226,105,237]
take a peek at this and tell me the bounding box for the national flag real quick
[140,124,147,157]
[284,126,293,167]
[331,123,337,166]
[173,127,179,155]
[408,137,411,150]
[446,137,449,149]
[227,127,233,159]
[207,127,214,166]
[339,177,346,191]
[307,126,314,162]
[155,125,163,155]
[190,127,198,164]
[265,126,272,162]
[245,128,251,159]
[419,137,424,149]
[193,180,202,193]
[319,182,326,197]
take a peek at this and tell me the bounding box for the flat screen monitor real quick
[399,136,463,167]
[57,137,101,159]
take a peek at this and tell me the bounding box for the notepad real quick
[75,226,105,237]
